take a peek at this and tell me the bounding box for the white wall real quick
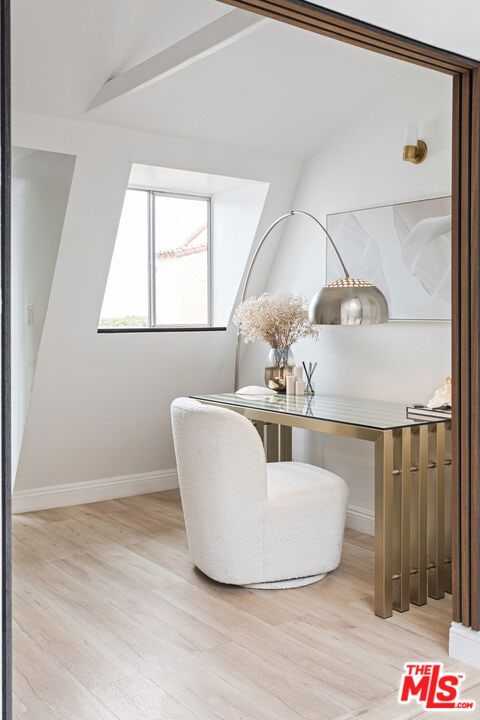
[239,65,452,528]
[212,182,269,326]
[11,149,75,481]
[12,112,301,494]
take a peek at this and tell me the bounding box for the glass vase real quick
[264,346,295,392]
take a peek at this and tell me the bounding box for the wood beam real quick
[88,9,267,111]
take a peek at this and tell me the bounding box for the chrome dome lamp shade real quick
[286,210,390,326]
[309,277,389,325]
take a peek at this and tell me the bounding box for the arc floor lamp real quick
[234,210,389,389]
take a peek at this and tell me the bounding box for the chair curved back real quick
[171,397,267,582]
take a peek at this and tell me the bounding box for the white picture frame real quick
[326,196,451,321]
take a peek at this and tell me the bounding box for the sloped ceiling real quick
[12,0,231,117]
[12,0,451,157]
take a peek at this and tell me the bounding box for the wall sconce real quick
[403,125,427,164]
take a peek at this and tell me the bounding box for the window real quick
[100,188,211,328]
[98,163,269,331]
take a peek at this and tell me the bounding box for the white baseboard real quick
[13,473,376,537]
[449,622,480,669]
[12,469,179,514]
[346,504,374,536]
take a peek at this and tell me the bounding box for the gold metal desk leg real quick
[253,420,265,446]
[279,425,292,461]
[375,430,394,618]
[393,427,411,612]
[428,423,446,599]
[265,423,279,462]
[411,424,428,606]
[444,422,452,594]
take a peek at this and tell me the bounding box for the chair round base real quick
[245,573,327,590]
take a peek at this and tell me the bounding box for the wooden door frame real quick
[219,0,480,630]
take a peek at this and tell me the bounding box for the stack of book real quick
[406,404,451,420]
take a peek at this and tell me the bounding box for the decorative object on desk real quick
[406,378,452,420]
[293,365,303,380]
[295,378,305,395]
[326,196,451,321]
[235,385,278,396]
[426,376,452,409]
[234,209,389,390]
[264,346,296,392]
[305,394,314,416]
[234,292,317,392]
[302,361,317,395]
[286,375,296,396]
[406,405,451,420]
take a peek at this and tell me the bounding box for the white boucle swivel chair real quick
[171,397,349,588]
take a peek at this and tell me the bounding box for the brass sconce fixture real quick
[403,125,427,164]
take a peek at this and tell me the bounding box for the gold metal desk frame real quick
[191,393,451,619]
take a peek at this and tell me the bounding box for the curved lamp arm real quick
[234,209,350,390]
[238,210,349,308]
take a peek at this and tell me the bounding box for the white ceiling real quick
[12,0,452,158]
[12,0,230,117]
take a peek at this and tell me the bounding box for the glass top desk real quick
[191,392,452,618]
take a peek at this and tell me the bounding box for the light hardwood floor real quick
[12,490,480,719]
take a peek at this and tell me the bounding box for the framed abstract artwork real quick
[326,196,451,321]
